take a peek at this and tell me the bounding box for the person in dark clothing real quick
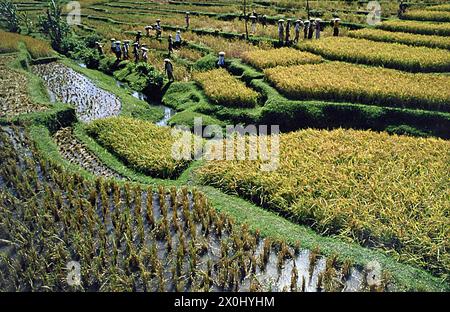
[285,19,291,45]
[168,34,174,57]
[141,47,148,63]
[307,19,314,39]
[164,59,174,82]
[175,30,182,49]
[332,18,340,37]
[135,31,142,44]
[217,51,225,67]
[303,20,309,39]
[185,12,190,29]
[294,19,303,44]
[261,15,267,28]
[114,41,122,60]
[95,41,104,55]
[278,19,284,44]
[110,38,116,54]
[122,40,130,59]
[155,19,162,39]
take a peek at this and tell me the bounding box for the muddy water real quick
[115,80,175,126]
[32,62,121,122]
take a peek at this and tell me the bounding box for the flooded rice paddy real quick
[32,62,121,122]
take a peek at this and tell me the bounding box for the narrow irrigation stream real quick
[115,80,175,127]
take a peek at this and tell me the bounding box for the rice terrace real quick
[0,0,449,299]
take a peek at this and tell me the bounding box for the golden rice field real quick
[378,20,450,36]
[0,30,20,54]
[0,30,54,59]
[196,128,450,275]
[85,117,195,179]
[348,28,450,50]
[193,68,259,108]
[264,62,450,112]
[299,37,450,72]
[402,10,450,22]
[241,48,323,70]
[426,4,450,11]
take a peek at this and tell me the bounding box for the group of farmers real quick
[276,17,341,45]
[93,11,342,82]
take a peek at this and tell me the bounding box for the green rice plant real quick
[242,47,323,70]
[299,37,450,72]
[193,68,259,108]
[264,62,450,112]
[378,20,450,36]
[348,28,450,50]
[86,117,196,179]
[426,4,450,12]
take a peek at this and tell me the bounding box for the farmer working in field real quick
[168,34,174,57]
[307,19,314,39]
[135,31,142,44]
[285,19,291,45]
[114,41,122,60]
[217,51,225,67]
[141,47,149,62]
[303,20,309,39]
[261,15,267,28]
[332,18,340,37]
[294,19,303,44]
[278,19,284,44]
[315,19,321,39]
[156,19,162,39]
[133,42,140,62]
[398,1,407,18]
[95,42,103,55]
[145,25,152,37]
[110,38,116,54]
[175,30,182,49]
[185,12,190,29]
[164,59,175,82]
[122,40,130,59]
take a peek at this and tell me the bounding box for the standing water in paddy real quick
[115,80,175,126]
[32,62,121,122]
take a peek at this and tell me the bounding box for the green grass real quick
[168,110,225,131]
[162,81,211,111]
